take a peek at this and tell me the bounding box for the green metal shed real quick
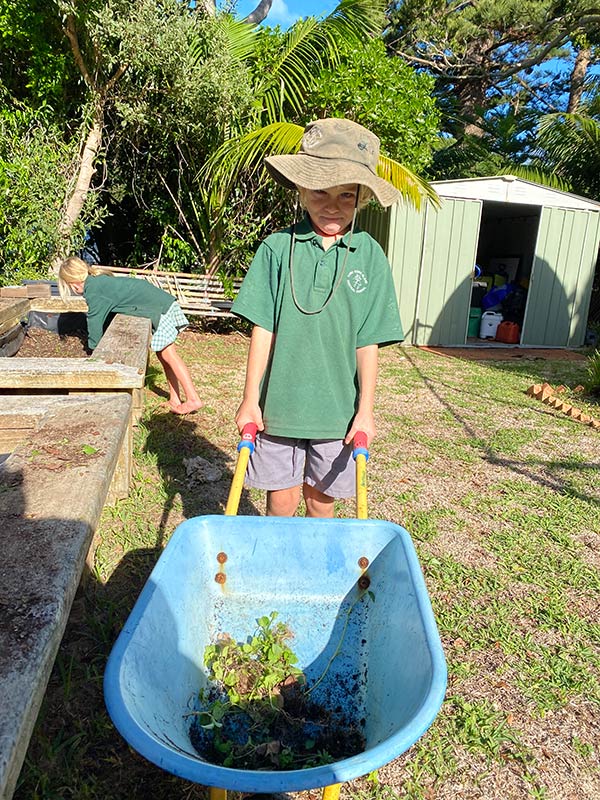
[362,175,600,347]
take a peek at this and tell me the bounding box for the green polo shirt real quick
[232,217,403,438]
[84,274,174,349]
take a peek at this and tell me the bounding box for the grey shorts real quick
[246,434,355,498]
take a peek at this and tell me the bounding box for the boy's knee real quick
[303,483,335,518]
[266,486,301,517]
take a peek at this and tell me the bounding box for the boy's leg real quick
[266,486,302,516]
[155,348,183,408]
[303,483,335,518]
[158,343,203,414]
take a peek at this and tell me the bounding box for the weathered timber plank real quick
[93,314,151,370]
[0,393,131,800]
[28,298,87,313]
[0,300,29,331]
[0,358,143,389]
[0,411,40,453]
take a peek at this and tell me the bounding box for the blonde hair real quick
[58,256,104,301]
[296,184,373,212]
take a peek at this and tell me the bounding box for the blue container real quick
[104,516,447,793]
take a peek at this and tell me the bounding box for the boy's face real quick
[302,184,358,237]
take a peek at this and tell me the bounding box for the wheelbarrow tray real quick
[104,515,447,793]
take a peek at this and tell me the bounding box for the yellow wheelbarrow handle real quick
[353,431,369,520]
[225,423,258,516]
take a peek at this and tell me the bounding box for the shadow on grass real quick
[403,348,600,508]
[140,409,260,549]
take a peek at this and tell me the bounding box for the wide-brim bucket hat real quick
[265,118,401,208]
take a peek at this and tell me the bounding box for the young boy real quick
[232,117,404,518]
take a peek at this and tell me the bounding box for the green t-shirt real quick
[84,274,174,350]
[232,218,404,438]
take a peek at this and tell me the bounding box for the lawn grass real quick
[13,331,600,800]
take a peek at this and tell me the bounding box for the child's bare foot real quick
[170,399,204,415]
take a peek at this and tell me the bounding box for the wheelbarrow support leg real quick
[210,788,227,800]
[322,783,341,800]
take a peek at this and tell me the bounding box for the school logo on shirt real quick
[347,270,368,294]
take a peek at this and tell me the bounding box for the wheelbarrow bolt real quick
[217,551,228,564]
[215,573,226,585]
[358,556,369,569]
[358,575,371,591]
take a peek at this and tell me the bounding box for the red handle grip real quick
[241,422,258,443]
[353,431,368,450]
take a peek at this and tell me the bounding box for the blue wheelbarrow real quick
[104,427,447,800]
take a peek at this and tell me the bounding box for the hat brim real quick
[264,154,400,208]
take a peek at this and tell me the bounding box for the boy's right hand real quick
[235,401,264,434]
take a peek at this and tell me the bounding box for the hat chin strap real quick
[289,198,359,316]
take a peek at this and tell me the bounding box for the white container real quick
[479,311,503,339]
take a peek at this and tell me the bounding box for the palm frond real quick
[203,121,304,188]
[258,0,386,124]
[258,18,338,122]
[534,113,600,198]
[191,14,258,66]
[537,113,600,162]
[319,0,385,42]
[378,155,440,210]
[495,164,572,193]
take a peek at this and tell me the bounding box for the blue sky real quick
[231,0,338,28]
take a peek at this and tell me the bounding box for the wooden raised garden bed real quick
[0,296,152,493]
[0,295,153,799]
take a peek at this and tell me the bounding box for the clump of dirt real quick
[16,326,90,358]
[189,680,365,771]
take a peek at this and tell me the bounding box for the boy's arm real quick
[344,344,378,446]
[235,325,275,433]
[86,304,108,351]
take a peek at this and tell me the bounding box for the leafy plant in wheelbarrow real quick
[189,612,365,770]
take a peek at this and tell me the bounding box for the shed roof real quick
[431,175,600,212]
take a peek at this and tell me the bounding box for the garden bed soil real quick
[15,326,90,358]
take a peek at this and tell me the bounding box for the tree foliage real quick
[386,0,600,133]
[0,0,443,283]
[306,36,439,171]
[0,101,104,285]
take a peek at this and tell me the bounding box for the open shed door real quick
[522,207,600,347]
[414,198,482,345]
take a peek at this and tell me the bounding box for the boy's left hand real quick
[345,412,375,447]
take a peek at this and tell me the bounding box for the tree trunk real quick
[49,103,104,275]
[567,46,592,113]
[456,78,489,137]
[244,0,273,25]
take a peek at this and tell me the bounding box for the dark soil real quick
[16,326,91,358]
[189,679,365,771]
